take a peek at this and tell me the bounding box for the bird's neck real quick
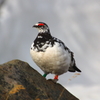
[37,31,52,40]
[37,28,52,39]
[34,30,52,44]
[38,28,50,33]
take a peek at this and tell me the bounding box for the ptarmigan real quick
[30,22,81,81]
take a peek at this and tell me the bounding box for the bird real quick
[30,22,81,81]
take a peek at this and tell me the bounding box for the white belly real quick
[30,42,71,75]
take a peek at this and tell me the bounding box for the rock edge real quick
[0,59,79,100]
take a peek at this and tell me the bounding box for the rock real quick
[0,59,79,100]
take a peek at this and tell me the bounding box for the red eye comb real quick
[38,23,44,26]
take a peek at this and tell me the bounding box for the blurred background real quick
[0,0,100,100]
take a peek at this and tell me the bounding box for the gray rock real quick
[0,59,79,100]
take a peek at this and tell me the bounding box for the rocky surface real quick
[0,59,79,100]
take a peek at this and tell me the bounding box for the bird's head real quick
[33,22,50,33]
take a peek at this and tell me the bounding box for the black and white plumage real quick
[30,22,81,81]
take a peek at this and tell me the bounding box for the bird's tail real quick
[68,65,81,72]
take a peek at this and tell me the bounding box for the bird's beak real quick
[32,25,37,28]
[32,23,39,28]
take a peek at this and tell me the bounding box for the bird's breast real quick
[30,42,71,75]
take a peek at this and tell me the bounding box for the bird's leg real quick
[43,73,48,77]
[54,75,59,82]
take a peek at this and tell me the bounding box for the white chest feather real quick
[30,42,71,75]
